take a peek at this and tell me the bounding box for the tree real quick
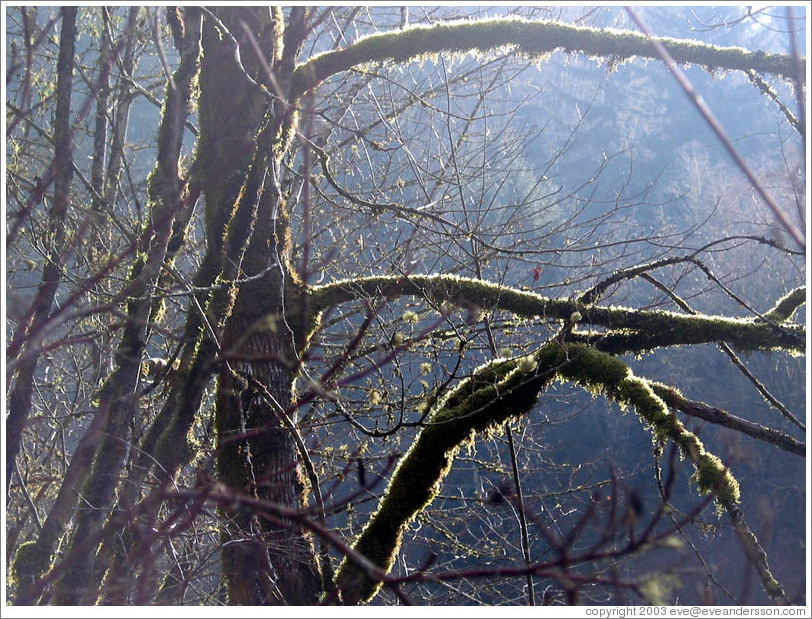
[5,5,806,607]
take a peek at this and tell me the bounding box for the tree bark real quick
[47,7,203,605]
[182,6,322,603]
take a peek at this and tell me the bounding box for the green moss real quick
[292,18,799,100]
[11,540,52,584]
[764,286,806,322]
[333,329,747,603]
[308,274,804,355]
[553,342,629,392]
[692,452,740,508]
[616,377,675,440]
[554,345,740,510]
[336,351,549,603]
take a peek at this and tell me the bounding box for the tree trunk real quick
[217,271,321,604]
[185,6,322,603]
[6,6,76,489]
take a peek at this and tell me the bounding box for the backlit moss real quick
[558,350,740,510]
[693,452,740,508]
[292,17,799,100]
[336,352,550,604]
[330,298,754,603]
[308,274,804,355]
[764,286,806,322]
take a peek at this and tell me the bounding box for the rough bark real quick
[176,6,323,604]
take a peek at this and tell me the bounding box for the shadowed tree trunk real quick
[191,6,322,604]
[6,6,76,489]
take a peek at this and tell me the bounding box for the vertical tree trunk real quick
[185,6,322,603]
[216,266,322,605]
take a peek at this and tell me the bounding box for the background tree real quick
[5,5,806,607]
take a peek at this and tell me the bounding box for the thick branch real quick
[335,343,746,604]
[335,353,552,604]
[307,274,805,354]
[292,17,801,100]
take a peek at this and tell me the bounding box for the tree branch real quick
[335,342,751,604]
[649,383,804,457]
[307,274,805,354]
[292,17,802,100]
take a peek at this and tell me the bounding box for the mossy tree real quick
[5,6,805,606]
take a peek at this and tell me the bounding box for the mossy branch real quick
[763,286,806,322]
[307,274,805,354]
[520,345,786,604]
[649,383,804,457]
[551,344,741,510]
[335,343,745,604]
[292,17,801,100]
[335,353,552,604]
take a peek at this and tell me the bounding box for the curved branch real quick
[335,342,755,604]
[292,17,801,100]
[307,274,805,354]
[335,352,553,604]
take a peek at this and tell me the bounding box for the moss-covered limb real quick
[552,344,741,509]
[763,286,806,322]
[727,505,789,604]
[638,276,805,434]
[10,408,109,604]
[574,318,803,356]
[308,274,805,354]
[291,17,800,100]
[649,383,804,458]
[336,353,555,604]
[335,343,742,604]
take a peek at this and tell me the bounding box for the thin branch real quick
[650,382,804,457]
[626,7,805,251]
